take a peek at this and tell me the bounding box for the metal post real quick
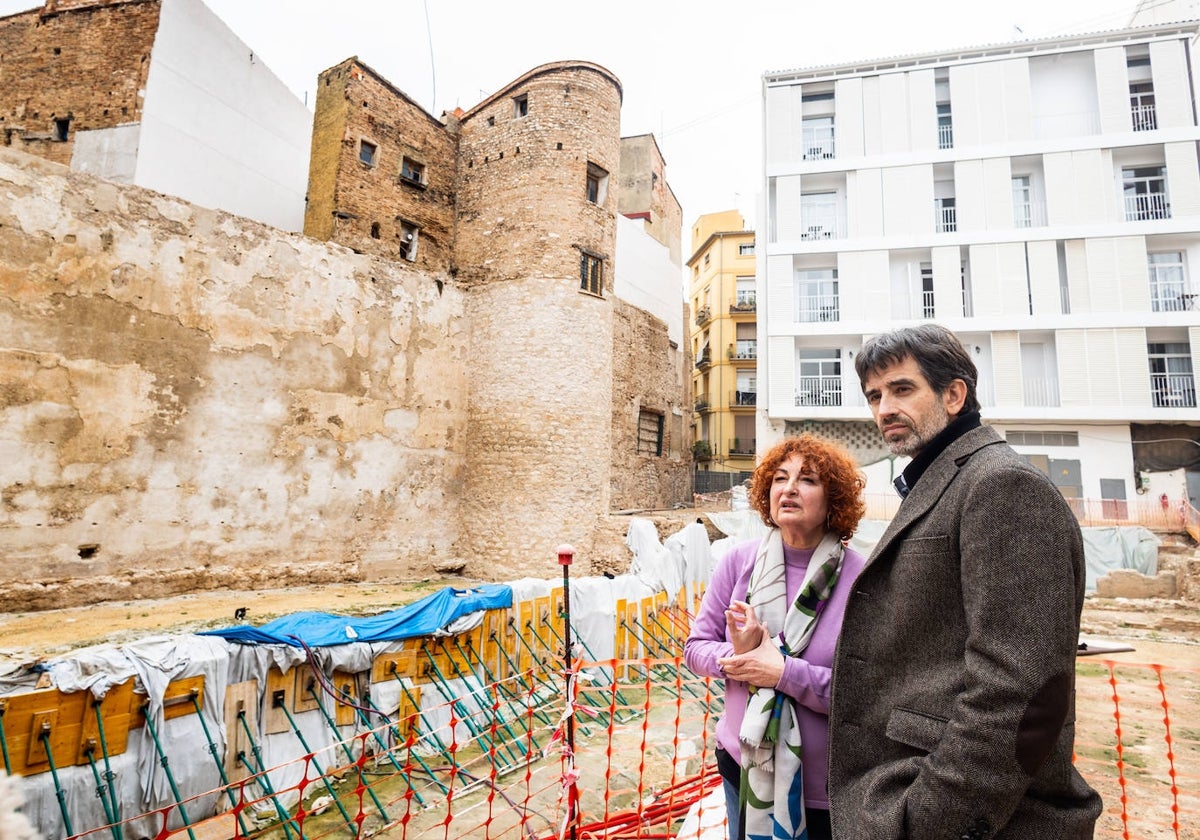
[557,543,579,840]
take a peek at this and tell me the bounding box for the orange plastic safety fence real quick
[61,657,1195,840]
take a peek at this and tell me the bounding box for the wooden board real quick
[223,679,259,783]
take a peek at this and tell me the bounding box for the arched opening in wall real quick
[370,222,381,239]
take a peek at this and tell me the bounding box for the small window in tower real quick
[586,162,609,204]
[370,222,381,239]
[359,139,378,166]
[487,115,496,127]
[53,117,70,141]
[580,251,603,295]
[637,410,665,456]
[400,157,425,185]
[514,94,528,118]
[398,220,419,262]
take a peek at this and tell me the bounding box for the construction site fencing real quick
[16,648,1198,840]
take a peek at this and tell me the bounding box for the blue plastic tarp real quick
[201,584,513,647]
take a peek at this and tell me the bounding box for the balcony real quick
[937,122,953,149]
[730,340,757,361]
[729,438,756,456]
[1151,286,1198,312]
[1124,193,1170,221]
[1023,378,1061,408]
[695,306,712,326]
[799,223,841,241]
[798,293,840,323]
[731,293,757,313]
[795,375,843,407]
[935,200,957,233]
[919,290,935,319]
[1013,200,1047,228]
[1132,103,1157,132]
[802,127,835,161]
[1151,373,1197,408]
[695,351,712,370]
[731,390,757,407]
[694,396,710,412]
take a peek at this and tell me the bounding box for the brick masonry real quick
[0,0,159,165]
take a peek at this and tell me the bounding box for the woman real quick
[684,434,867,840]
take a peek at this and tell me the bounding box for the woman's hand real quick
[724,600,766,654]
[717,617,785,689]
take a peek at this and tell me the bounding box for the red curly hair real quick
[748,433,866,540]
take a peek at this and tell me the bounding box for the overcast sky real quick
[1,0,1154,239]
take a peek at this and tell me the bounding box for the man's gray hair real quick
[855,324,982,414]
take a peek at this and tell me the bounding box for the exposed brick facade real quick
[0,0,159,165]
[305,59,457,276]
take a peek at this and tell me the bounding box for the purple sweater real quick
[683,535,867,810]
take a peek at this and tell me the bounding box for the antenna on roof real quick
[424,0,437,114]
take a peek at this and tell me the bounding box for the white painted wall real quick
[615,215,685,347]
[135,0,312,232]
[70,124,141,183]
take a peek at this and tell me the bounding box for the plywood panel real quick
[223,679,258,783]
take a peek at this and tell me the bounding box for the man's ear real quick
[943,378,968,416]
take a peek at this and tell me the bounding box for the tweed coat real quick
[827,424,1102,840]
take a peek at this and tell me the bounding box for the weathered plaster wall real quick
[0,147,468,610]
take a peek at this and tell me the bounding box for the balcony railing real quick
[802,126,835,160]
[695,352,712,369]
[799,221,843,241]
[694,397,710,412]
[1132,103,1157,132]
[1151,373,1197,408]
[937,122,953,149]
[695,306,712,326]
[731,390,757,407]
[732,340,757,361]
[1150,284,1198,312]
[1013,199,1047,228]
[731,293,757,313]
[1023,377,1061,407]
[919,290,935,319]
[935,201,957,233]
[798,293,840,323]
[795,375,843,407]
[729,438,757,455]
[1124,192,1170,221]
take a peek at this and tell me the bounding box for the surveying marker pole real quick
[557,543,579,840]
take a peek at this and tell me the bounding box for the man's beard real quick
[882,401,951,457]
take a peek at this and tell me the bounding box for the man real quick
[827,324,1102,839]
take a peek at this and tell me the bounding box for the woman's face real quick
[768,453,829,549]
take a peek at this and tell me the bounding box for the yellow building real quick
[686,210,757,491]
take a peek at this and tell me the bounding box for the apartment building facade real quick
[688,210,758,489]
[760,19,1200,508]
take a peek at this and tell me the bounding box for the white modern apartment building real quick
[759,16,1200,509]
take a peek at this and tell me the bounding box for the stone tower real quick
[454,61,624,570]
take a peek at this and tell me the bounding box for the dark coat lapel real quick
[866,425,1005,566]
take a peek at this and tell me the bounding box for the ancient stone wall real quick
[610,299,692,511]
[304,59,457,275]
[0,0,159,165]
[0,148,469,610]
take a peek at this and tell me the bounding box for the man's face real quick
[862,356,963,457]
